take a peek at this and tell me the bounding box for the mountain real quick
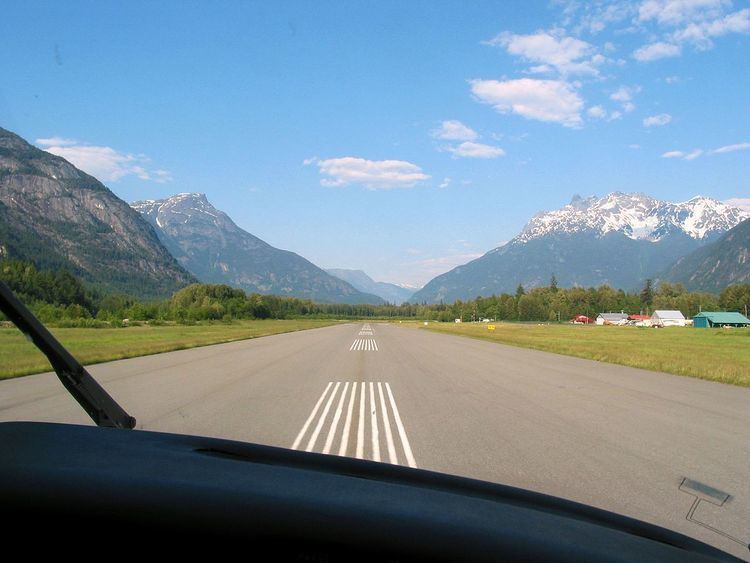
[661,218,750,291]
[132,193,385,304]
[326,269,415,304]
[411,192,749,303]
[0,127,195,298]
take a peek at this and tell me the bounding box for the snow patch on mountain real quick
[133,193,217,224]
[515,192,748,244]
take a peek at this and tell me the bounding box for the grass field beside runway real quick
[417,322,750,387]
[0,319,340,379]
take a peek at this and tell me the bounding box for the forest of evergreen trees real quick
[1,259,748,326]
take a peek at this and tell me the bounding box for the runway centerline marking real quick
[369,381,380,462]
[292,381,417,468]
[356,381,366,459]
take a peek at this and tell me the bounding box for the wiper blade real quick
[0,280,135,429]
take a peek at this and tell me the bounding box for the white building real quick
[650,310,686,327]
[596,313,629,325]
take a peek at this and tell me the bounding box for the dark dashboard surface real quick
[0,421,740,561]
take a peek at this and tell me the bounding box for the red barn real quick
[572,314,593,324]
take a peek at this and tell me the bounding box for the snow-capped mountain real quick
[516,193,748,244]
[135,192,223,229]
[132,193,384,304]
[411,192,748,303]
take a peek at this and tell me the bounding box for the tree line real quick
[1,259,748,326]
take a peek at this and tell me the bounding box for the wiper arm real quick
[0,280,135,429]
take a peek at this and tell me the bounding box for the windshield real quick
[1,1,748,559]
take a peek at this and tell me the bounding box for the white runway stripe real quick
[349,338,378,351]
[338,382,358,456]
[305,381,341,452]
[378,382,397,464]
[323,382,349,454]
[292,381,415,467]
[385,382,417,468]
[369,381,380,462]
[356,381,365,459]
[291,382,332,450]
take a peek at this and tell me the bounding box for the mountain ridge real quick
[0,127,195,298]
[516,192,746,243]
[661,218,750,291]
[411,192,748,303]
[132,193,385,304]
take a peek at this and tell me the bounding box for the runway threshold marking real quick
[359,323,374,336]
[291,381,417,468]
[350,338,378,351]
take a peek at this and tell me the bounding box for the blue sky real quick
[2,1,749,286]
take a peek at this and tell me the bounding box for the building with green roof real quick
[693,312,750,328]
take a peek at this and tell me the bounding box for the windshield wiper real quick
[0,280,135,429]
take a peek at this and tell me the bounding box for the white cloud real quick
[638,0,728,26]
[432,120,478,141]
[610,85,641,111]
[152,169,173,184]
[671,8,750,48]
[662,148,703,159]
[643,113,673,126]
[705,7,750,34]
[724,198,750,212]
[634,2,750,59]
[662,150,686,158]
[573,2,635,34]
[439,178,451,189]
[35,136,77,147]
[610,85,640,102]
[629,144,642,149]
[447,141,506,159]
[633,41,682,60]
[470,78,584,128]
[487,31,604,75]
[36,138,171,183]
[314,157,429,190]
[586,105,622,121]
[665,141,750,160]
[712,141,750,154]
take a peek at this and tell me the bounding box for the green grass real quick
[418,322,750,387]
[0,319,340,380]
